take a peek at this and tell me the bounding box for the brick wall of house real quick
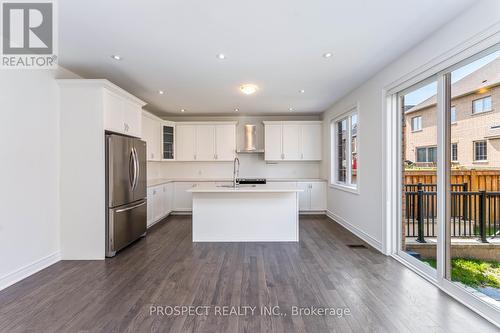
[405,85,500,168]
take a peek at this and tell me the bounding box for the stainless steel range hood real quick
[237,124,264,154]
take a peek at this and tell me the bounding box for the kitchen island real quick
[188,185,302,242]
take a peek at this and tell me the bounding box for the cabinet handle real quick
[301,153,304,159]
[194,154,197,160]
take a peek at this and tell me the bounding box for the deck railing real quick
[404,183,500,242]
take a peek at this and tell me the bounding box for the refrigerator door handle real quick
[132,147,139,191]
[115,200,146,213]
[129,149,135,188]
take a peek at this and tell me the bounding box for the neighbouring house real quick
[405,57,500,168]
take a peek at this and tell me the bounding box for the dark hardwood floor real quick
[0,215,498,333]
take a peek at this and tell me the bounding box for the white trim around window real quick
[330,105,359,194]
[411,115,422,132]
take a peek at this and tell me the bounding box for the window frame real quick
[451,143,458,162]
[450,106,457,124]
[330,106,359,193]
[472,96,492,114]
[473,140,487,162]
[411,115,422,132]
[416,146,437,163]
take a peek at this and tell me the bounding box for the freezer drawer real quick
[106,199,147,257]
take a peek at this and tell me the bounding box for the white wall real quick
[321,0,500,252]
[0,67,80,289]
[148,115,323,180]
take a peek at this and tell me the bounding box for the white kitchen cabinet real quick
[152,185,165,222]
[264,121,322,161]
[175,122,236,162]
[301,123,322,160]
[297,181,326,212]
[164,182,174,213]
[282,124,301,160]
[176,125,196,161]
[296,182,310,211]
[147,182,175,227]
[103,89,142,137]
[174,182,197,211]
[264,124,283,160]
[195,125,216,161]
[147,187,154,226]
[162,123,175,160]
[310,182,326,211]
[215,124,236,161]
[142,112,162,161]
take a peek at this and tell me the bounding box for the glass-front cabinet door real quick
[162,123,175,160]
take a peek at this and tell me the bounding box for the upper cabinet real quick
[141,112,162,161]
[215,124,236,161]
[195,125,216,161]
[300,123,322,160]
[176,124,196,161]
[264,121,322,161]
[162,123,175,160]
[175,122,236,161]
[103,88,143,138]
[141,112,175,161]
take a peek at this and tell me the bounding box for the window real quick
[474,140,487,161]
[451,143,458,162]
[472,96,492,114]
[451,106,456,123]
[416,146,437,163]
[332,110,358,189]
[411,116,422,132]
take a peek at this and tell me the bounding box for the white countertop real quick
[147,178,326,187]
[188,186,303,193]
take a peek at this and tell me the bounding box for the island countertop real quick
[188,186,303,193]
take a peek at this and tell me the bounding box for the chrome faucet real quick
[233,156,240,188]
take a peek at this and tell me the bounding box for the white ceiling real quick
[59,0,475,116]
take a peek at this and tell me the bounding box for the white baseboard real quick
[299,211,326,215]
[0,252,61,291]
[326,210,383,252]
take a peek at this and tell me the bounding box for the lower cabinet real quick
[173,182,197,211]
[147,182,174,227]
[297,181,326,212]
[147,180,326,223]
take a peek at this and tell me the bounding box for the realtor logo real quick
[1,1,57,68]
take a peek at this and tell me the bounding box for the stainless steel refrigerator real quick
[105,134,147,257]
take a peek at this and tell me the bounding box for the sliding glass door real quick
[399,78,438,274]
[395,44,500,317]
[447,50,500,306]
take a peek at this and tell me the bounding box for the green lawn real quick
[422,258,500,288]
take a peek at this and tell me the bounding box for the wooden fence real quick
[404,169,500,192]
[403,169,500,238]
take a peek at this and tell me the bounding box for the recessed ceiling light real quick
[323,52,333,58]
[299,89,305,93]
[158,90,165,95]
[240,84,259,95]
[180,108,185,113]
[217,53,226,60]
[289,107,294,112]
[111,55,122,61]
[234,108,239,112]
